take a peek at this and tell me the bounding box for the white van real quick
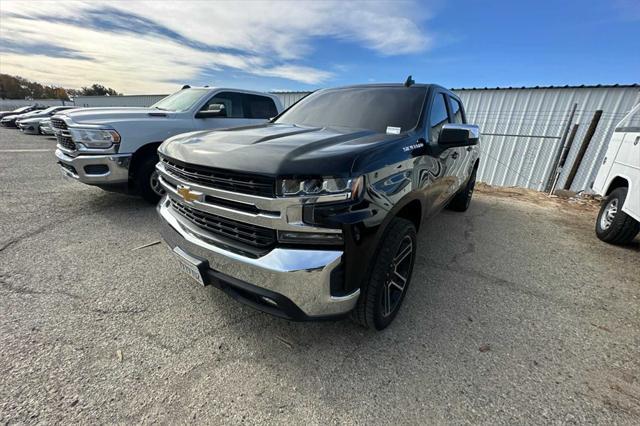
[592,103,640,244]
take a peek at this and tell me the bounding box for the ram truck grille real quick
[57,135,76,151]
[161,157,275,197]
[50,118,67,130]
[169,198,276,250]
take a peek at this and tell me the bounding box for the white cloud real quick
[0,0,432,93]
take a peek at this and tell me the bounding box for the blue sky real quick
[0,0,638,94]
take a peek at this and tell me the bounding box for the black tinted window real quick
[450,97,464,123]
[430,93,450,142]
[201,92,242,117]
[243,94,278,119]
[200,93,277,119]
[275,87,427,134]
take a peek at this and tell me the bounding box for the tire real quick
[136,153,165,204]
[447,166,477,212]
[351,218,417,330]
[595,187,640,245]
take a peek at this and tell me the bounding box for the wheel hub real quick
[600,198,618,230]
[382,236,413,317]
[150,170,166,196]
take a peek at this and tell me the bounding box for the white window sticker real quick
[386,126,401,135]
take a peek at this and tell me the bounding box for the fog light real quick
[277,230,343,245]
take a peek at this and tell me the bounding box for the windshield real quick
[616,103,640,130]
[275,87,427,134]
[150,88,209,112]
[13,106,31,113]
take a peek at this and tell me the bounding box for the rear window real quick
[275,87,427,134]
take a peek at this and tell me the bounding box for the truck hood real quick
[62,107,170,126]
[159,123,409,176]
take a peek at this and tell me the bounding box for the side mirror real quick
[195,103,226,119]
[438,124,480,147]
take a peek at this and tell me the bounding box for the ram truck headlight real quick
[278,176,363,200]
[69,128,121,148]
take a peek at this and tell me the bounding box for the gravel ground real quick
[1,127,639,424]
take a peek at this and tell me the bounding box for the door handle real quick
[451,151,459,159]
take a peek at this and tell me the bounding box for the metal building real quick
[456,85,640,192]
[72,94,167,108]
[271,91,311,108]
[0,99,70,110]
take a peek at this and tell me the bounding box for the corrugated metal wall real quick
[72,94,166,108]
[456,86,640,192]
[0,99,70,110]
[271,91,311,109]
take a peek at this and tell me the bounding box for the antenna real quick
[404,75,415,87]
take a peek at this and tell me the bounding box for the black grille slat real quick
[170,199,276,249]
[161,157,274,197]
[51,118,67,130]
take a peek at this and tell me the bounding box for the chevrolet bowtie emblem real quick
[176,185,203,203]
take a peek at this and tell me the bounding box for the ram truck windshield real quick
[150,88,210,112]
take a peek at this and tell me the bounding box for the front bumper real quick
[18,122,39,134]
[158,196,360,320]
[55,149,131,185]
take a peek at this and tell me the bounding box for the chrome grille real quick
[57,135,76,151]
[161,156,275,197]
[170,198,276,250]
[50,118,67,130]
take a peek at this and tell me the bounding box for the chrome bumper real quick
[55,149,131,184]
[158,196,360,318]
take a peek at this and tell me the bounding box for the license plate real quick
[173,247,205,286]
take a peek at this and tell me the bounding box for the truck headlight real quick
[278,176,363,199]
[69,128,121,148]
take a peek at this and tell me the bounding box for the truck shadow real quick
[187,199,501,403]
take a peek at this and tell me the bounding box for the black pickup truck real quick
[156,81,480,330]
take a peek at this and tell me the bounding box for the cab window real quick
[200,92,243,117]
[200,92,278,119]
[429,93,450,142]
[242,94,278,119]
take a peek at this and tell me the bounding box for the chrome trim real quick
[158,197,359,317]
[55,149,131,184]
[156,161,344,233]
[441,123,481,140]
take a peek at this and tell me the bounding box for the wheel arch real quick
[129,142,162,178]
[605,175,629,195]
[395,199,423,231]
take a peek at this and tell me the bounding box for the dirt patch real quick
[476,183,601,215]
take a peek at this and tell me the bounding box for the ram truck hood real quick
[61,107,170,126]
[159,123,410,177]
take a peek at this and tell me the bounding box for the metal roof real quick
[453,84,639,91]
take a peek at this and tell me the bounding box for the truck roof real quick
[320,83,455,96]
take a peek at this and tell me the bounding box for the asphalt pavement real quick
[1,127,639,424]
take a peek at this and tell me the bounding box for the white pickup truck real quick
[54,86,283,202]
[593,103,640,245]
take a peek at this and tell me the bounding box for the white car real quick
[53,86,283,202]
[592,103,640,244]
[39,118,55,136]
[16,106,76,134]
